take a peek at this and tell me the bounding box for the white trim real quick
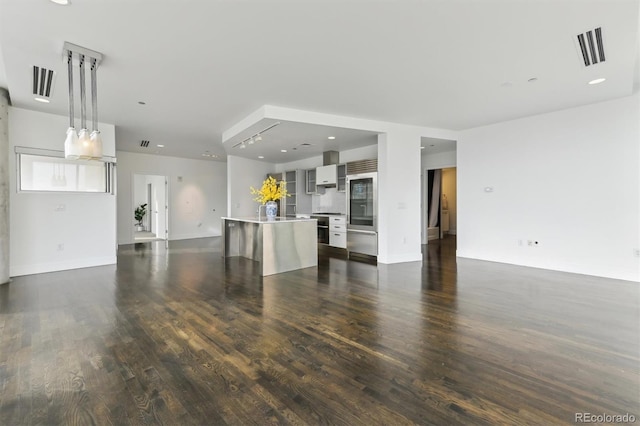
[378,252,422,264]
[11,256,116,277]
[169,233,222,241]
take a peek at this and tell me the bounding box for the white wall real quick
[117,151,227,244]
[227,155,275,218]
[275,155,320,173]
[377,128,423,264]
[457,94,640,282]
[339,144,378,163]
[422,150,456,170]
[9,107,117,276]
[442,168,457,235]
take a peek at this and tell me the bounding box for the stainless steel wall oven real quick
[312,215,330,244]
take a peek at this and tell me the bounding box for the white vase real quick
[265,201,278,220]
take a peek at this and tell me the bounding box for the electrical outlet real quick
[634,249,640,258]
[57,244,64,251]
[527,240,533,246]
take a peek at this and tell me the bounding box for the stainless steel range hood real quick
[316,151,339,187]
[323,150,339,166]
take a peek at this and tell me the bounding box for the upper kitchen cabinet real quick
[306,168,316,194]
[337,164,346,192]
[306,168,325,195]
[316,164,337,186]
[283,169,311,217]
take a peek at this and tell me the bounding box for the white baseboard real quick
[169,232,221,241]
[378,252,422,264]
[11,256,117,277]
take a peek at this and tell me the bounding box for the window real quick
[16,147,115,193]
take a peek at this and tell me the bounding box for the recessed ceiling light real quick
[588,78,606,85]
[281,149,287,153]
[156,144,164,148]
[138,101,146,105]
[328,136,336,140]
[50,0,70,4]
[258,156,264,159]
[34,97,50,103]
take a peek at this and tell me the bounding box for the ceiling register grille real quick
[576,27,605,67]
[347,159,378,174]
[32,66,55,98]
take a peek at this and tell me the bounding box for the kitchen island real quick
[221,217,317,276]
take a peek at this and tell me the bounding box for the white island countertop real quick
[222,217,317,224]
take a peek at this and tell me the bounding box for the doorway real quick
[424,167,457,242]
[133,174,168,242]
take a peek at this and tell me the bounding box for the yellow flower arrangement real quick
[250,176,290,204]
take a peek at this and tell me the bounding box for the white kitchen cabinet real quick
[316,164,337,186]
[330,231,347,248]
[283,169,311,217]
[306,168,316,194]
[329,216,346,248]
[306,168,325,195]
[337,164,346,192]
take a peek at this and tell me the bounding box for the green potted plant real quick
[134,203,147,232]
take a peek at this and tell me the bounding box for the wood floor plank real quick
[0,236,638,425]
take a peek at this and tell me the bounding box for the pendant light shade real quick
[89,57,102,160]
[78,128,91,159]
[64,49,80,159]
[63,43,103,160]
[64,126,80,159]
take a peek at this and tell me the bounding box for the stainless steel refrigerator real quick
[346,172,377,256]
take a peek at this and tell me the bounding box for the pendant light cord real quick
[67,50,74,128]
[79,54,86,130]
[91,58,98,132]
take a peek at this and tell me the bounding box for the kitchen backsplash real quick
[312,188,346,214]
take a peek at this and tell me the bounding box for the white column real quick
[0,88,9,284]
[377,127,423,264]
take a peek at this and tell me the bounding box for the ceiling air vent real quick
[32,66,56,99]
[292,142,314,150]
[347,159,378,174]
[140,140,150,147]
[576,27,605,67]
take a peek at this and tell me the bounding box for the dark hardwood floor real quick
[1,236,638,425]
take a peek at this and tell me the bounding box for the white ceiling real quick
[0,0,637,162]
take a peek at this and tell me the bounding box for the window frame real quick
[15,146,116,195]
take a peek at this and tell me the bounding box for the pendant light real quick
[77,54,92,160]
[64,50,80,159]
[62,42,103,160]
[89,57,102,160]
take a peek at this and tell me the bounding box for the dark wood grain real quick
[0,236,638,425]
